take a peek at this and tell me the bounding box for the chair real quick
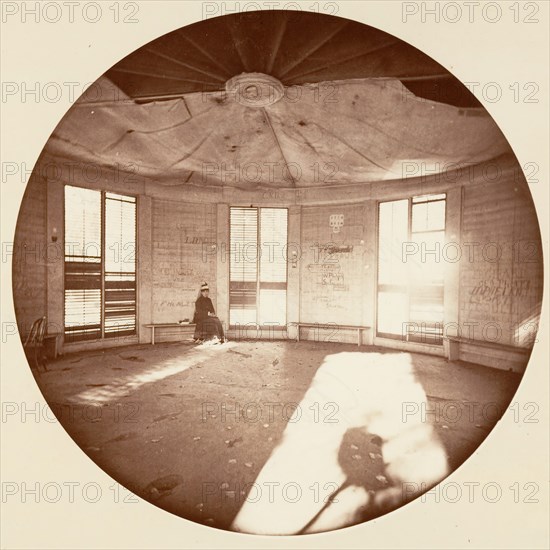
[23,316,48,374]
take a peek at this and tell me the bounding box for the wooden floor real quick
[33,339,522,532]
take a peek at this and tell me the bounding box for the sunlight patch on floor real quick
[231,350,449,535]
[68,341,236,404]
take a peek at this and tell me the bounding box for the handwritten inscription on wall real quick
[468,277,531,315]
[152,200,216,322]
[300,205,366,324]
[460,179,543,347]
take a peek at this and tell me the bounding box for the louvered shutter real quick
[64,186,137,342]
[64,186,102,341]
[229,208,258,325]
[104,193,136,338]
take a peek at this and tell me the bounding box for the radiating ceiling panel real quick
[265,80,508,185]
[104,11,479,107]
[48,75,509,188]
[45,13,509,189]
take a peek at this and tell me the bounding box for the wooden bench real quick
[445,336,531,373]
[296,322,371,347]
[144,323,196,345]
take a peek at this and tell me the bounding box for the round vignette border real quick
[0,2,549,549]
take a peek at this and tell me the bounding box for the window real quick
[377,194,446,344]
[64,186,136,342]
[229,207,288,327]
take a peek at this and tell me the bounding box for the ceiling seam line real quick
[109,67,216,86]
[227,22,252,72]
[145,48,228,83]
[307,121,393,174]
[396,74,454,82]
[181,97,191,118]
[261,107,296,188]
[278,21,350,79]
[266,16,288,74]
[182,36,235,79]
[286,41,399,81]
[168,128,217,168]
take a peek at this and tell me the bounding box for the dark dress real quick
[193,296,225,341]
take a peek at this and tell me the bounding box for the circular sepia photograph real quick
[12,9,543,535]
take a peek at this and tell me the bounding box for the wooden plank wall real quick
[151,199,217,324]
[13,173,48,340]
[459,177,543,348]
[299,203,368,330]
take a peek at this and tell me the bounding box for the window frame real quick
[376,193,447,345]
[63,185,138,343]
[228,206,289,329]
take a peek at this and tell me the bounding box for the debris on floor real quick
[143,474,183,501]
[38,340,523,531]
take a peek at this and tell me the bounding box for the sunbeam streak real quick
[231,351,449,535]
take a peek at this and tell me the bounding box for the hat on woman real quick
[200,282,209,291]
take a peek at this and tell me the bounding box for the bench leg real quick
[357,328,361,347]
[151,327,155,345]
[447,339,460,361]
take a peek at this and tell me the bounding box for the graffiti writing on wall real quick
[307,263,341,273]
[305,262,348,290]
[468,278,531,314]
[154,299,194,313]
[310,243,354,264]
[155,266,197,283]
[306,242,356,291]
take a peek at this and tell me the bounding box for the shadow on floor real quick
[31,340,522,532]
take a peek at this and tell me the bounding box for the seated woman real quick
[192,282,225,343]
